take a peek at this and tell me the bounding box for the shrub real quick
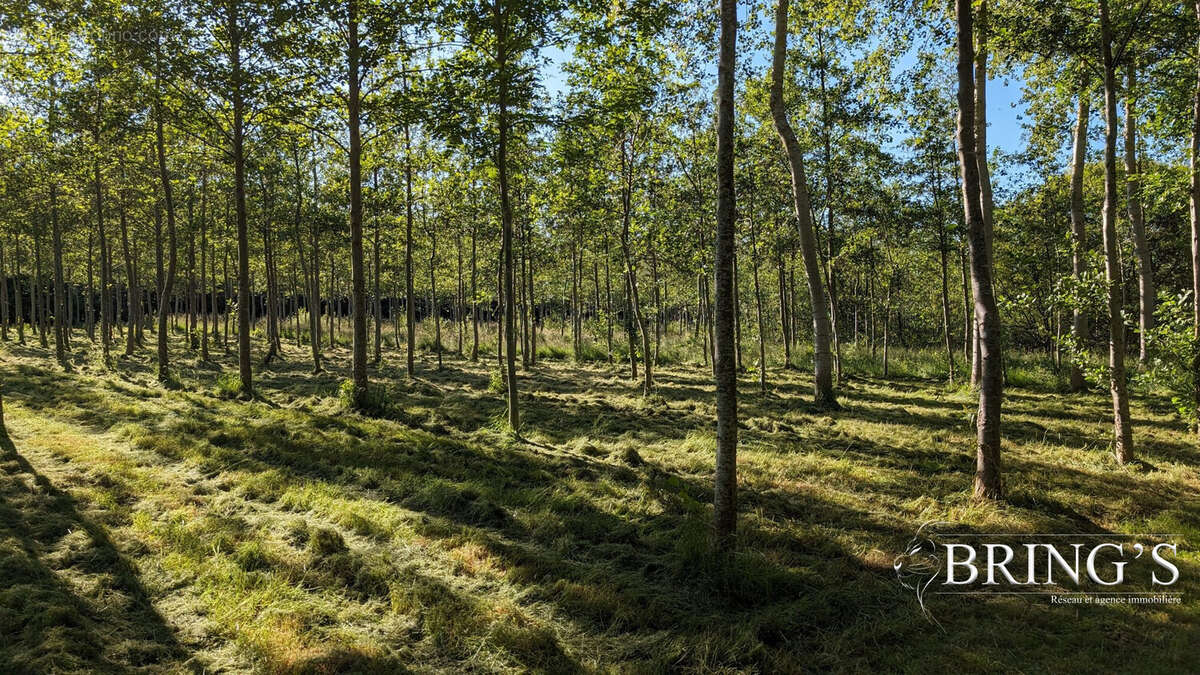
[214,372,242,399]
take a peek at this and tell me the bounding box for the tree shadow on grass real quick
[0,427,193,672]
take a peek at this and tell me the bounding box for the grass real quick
[0,320,1197,672]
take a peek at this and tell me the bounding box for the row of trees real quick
[2,0,1198,547]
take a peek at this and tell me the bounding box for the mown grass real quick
[0,321,1197,673]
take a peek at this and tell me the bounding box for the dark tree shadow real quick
[0,426,195,672]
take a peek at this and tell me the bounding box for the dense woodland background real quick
[0,0,1198,671]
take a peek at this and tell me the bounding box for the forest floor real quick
[0,328,1198,673]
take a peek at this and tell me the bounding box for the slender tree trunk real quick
[817,34,842,385]
[1191,0,1200,434]
[154,41,178,384]
[13,234,24,344]
[1069,85,1090,392]
[51,186,67,367]
[604,231,613,364]
[1124,60,1153,363]
[957,0,1004,499]
[229,5,253,397]
[733,249,742,371]
[86,231,95,343]
[430,218,442,370]
[456,226,464,355]
[328,251,335,349]
[769,0,836,408]
[201,188,209,362]
[618,136,652,394]
[1099,0,1135,463]
[934,155,955,385]
[713,0,738,551]
[0,236,9,342]
[883,268,892,378]
[777,242,792,367]
[972,0,996,388]
[346,0,369,405]
[187,198,197,350]
[494,6,519,432]
[404,109,416,378]
[372,167,382,365]
[471,219,479,361]
[749,193,767,393]
[35,221,47,348]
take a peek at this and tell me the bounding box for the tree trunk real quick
[1099,0,1135,463]
[51,184,67,367]
[777,242,791,367]
[1124,60,1153,363]
[768,0,836,408]
[604,230,613,364]
[749,191,767,393]
[713,0,738,551]
[346,0,369,406]
[201,185,209,361]
[1191,0,1200,434]
[494,4,519,433]
[404,107,416,378]
[618,135,652,394]
[13,234,24,344]
[957,0,1004,499]
[230,4,253,397]
[35,220,47,348]
[154,40,178,384]
[372,167,382,365]
[471,219,479,361]
[972,0,996,389]
[934,153,955,385]
[1068,85,1090,392]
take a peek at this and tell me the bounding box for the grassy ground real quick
[0,323,1197,673]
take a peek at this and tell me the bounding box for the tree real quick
[768,0,837,409]
[1068,77,1090,392]
[956,0,1003,500]
[712,0,738,551]
[1098,0,1135,463]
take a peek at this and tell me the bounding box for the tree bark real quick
[934,152,955,385]
[154,40,178,384]
[1099,0,1135,462]
[230,3,253,397]
[972,0,997,388]
[1192,0,1200,434]
[404,93,416,378]
[1069,85,1090,392]
[768,0,836,408]
[347,0,369,405]
[956,0,1004,499]
[494,2,519,433]
[713,0,738,551]
[1124,60,1153,363]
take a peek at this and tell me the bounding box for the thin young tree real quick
[768,0,837,408]
[956,0,1003,499]
[1098,0,1135,462]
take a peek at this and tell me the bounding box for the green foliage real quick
[1137,291,1198,426]
[213,372,243,399]
[487,368,505,393]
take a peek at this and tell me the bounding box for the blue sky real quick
[539,39,1032,191]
